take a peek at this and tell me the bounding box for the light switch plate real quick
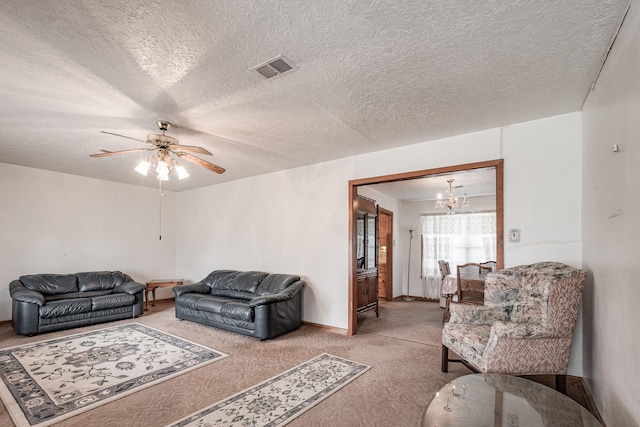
[508,228,521,243]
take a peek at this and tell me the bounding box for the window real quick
[420,212,497,298]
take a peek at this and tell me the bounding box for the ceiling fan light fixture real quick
[175,162,189,180]
[135,158,151,176]
[156,158,170,181]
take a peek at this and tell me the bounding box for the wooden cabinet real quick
[356,195,378,316]
[357,270,379,316]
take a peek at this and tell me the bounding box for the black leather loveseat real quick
[10,271,146,336]
[173,270,305,340]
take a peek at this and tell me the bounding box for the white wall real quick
[0,163,178,320]
[581,2,640,425]
[502,115,583,267]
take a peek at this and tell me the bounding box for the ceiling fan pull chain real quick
[159,179,163,240]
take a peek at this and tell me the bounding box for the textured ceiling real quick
[0,0,629,191]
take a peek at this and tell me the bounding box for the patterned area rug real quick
[168,353,371,427]
[0,323,228,427]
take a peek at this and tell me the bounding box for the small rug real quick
[0,323,228,427]
[168,353,371,427]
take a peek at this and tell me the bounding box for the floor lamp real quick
[404,229,414,301]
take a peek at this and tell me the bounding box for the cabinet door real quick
[357,277,368,310]
[366,275,378,305]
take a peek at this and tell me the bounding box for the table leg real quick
[144,289,150,311]
[152,287,157,307]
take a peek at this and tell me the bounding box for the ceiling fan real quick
[90,120,225,179]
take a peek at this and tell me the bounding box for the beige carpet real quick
[357,300,444,345]
[0,300,592,426]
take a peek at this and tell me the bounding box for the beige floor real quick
[0,300,590,426]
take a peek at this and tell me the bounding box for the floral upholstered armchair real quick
[441,262,587,393]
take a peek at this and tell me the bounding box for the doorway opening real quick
[348,159,504,336]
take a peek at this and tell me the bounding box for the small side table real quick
[145,279,183,311]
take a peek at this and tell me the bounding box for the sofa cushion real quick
[255,274,300,296]
[220,301,253,322]
[442,323,491,357]
[174,293,206,310]
[203,270,238,289]
[77,271,129,292]
[210,289,255,301]
[40,298,92,319]
[20,274,78,295]
[91,293,135,311]
[228,271,268,293]
[196,295,237,314]
[45,290,113,302]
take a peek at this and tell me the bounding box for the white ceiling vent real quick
[252,56,297,80]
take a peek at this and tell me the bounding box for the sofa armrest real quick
[9,280,45,306]
[449,304,510,325]
[249,281,304,307]
[491,321,549,339]
[173,283,210,297]
[113,281,147,295]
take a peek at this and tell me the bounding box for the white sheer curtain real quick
[420,212,497,298]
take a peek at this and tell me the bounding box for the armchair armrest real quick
[249,281,304,307]
[113,281,147,295]
[449,304,510,325]
[9,280,45,306]
[491,321,549,339]
[173,283,210,297]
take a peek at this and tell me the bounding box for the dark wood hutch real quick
[356,195,379,316]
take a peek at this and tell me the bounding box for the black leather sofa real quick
[10,271,146,336]
[173,270,305,340]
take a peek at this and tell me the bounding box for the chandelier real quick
[435,179,469,212]
[134,149,189,181]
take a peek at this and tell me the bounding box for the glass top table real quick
[422,374,602,427]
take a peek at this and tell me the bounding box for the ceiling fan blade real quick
[100,130,147,143]
[177,152,225,174]
[90,148,154,157]
[171,144,213,156]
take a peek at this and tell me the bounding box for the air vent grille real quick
[252,56,297,80]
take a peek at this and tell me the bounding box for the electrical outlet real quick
[508,229,521,243]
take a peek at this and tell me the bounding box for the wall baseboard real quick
[392,295,439,303]
[580,377,606,426]
[302,321,347,335]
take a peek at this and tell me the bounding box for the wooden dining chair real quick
[438,260,452,321]
[480,260,497,272]
[456,263,492,305]
[438,260,451,278]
